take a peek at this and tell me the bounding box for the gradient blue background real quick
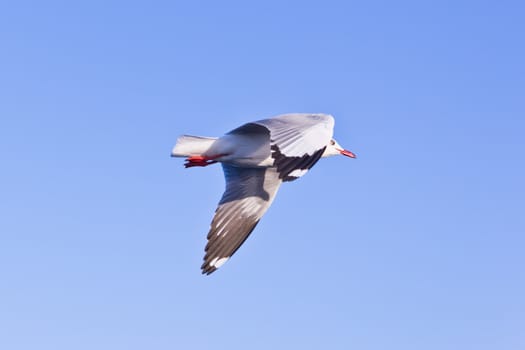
[1,1,524,349]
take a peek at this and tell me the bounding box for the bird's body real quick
[171,113,355,274]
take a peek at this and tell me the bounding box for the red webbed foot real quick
[184,154,227,168]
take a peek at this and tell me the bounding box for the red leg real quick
[184,154,227,168]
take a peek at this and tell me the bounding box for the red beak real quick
[339,149,356,158]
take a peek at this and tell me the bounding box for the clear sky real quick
[1,1,524,349]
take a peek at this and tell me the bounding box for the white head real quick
[322,138,356,158]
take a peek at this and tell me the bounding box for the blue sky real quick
[1,1,524,349]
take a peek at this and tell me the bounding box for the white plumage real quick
[171,113,356,274]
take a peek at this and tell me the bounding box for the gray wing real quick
[254,113,334,182]
[201,164,282,275]
[254,113,334,156]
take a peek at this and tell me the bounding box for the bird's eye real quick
[330,140,335,146]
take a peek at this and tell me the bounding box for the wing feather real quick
[201,165,281,274]
[252,114,333,181]
[254,113,334,157]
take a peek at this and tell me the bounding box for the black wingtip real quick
[201,265,217,275]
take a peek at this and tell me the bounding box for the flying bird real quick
[171,113,356,274]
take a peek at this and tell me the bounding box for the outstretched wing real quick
[254,113,334,181]
[202,165,282,275]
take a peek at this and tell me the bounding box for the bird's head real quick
[323,138,356,158]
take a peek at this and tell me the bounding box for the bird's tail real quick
[171,135,218,157]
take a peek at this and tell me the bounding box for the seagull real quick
[171,113,356,275]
